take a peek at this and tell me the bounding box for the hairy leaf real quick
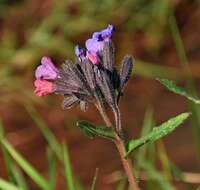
[62,95,79,109]
[77,120,116,140]
[120,55,133,90]
[126,112,190,156]
[102,41,114,71]
[157,78,200,104]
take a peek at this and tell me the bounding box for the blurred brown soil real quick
[0,1,200,190]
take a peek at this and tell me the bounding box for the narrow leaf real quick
[10,166,29,190]
[77,120,116,140]
[136,107,154,175]
[62,143,75,190]
[116,179,127,190]
[0,120,28,190]
[120,55,133,90]
[138,159,176,190]
[47,148,56,190]
[126,112,190,156]
[25,105,62,160]
[102,41,114,71]
[157,78,200,104]
[0,179,22,190]
[0,121,16,183]
[90,168,98,190]
[0,138,50,190]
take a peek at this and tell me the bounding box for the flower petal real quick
[86,51,99,64]
[92,25,115,41]
[100,24,115,40]
[85,38,104,53]
[34,79,55,96]
[35,56,59,80]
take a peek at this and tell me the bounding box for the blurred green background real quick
[0,0,200,189]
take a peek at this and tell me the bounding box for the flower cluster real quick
[34,25,133,121]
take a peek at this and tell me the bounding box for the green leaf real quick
[77,120,116,140]
[47,148,56,190]
[62,143,75,190]
[25,105,62,161]
[90,168,98,190]
[138,159,176,190]
[0,120,28,190]
[0,138,50,190]
[9,166,29,190]
[126,112,190,156]
[136,107,154,177]
[157,78,200,104]
[0,179,22,190]
[116,179,126,190]
[0,121,16,183]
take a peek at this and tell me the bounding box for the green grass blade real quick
[157,78,200,104]
[0,120,28,190]
[139,107,154,158]
[169,11,200,163]
[157,141,172,181]
[116,179,126,190]
[0,179,22,190]
[135,107,154,177]
[0,120,16,183]
[62,143,75,190]
[90,168,98,190]
[139,159,176,190]
[134,60,182,79]
[126,112,190,156]
[11,166,29,190]
[74,180,85,190]
[169,13,188,66]
[0,138,50,190]
[25,105,62,160]
[47,148,56,190]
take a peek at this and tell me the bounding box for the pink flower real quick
[35,56,59,80]
[86,51,100,64]
[34,79,55,96]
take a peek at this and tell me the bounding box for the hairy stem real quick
[95,102,140,190]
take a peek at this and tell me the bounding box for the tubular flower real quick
[35,56,59,80]
[34,79,55,96]
[85,25,115,64]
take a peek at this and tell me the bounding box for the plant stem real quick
[95,102,140,190]
[115,139,139,190]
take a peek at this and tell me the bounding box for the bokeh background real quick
[0,0,200,189]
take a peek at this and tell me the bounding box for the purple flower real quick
[35,56,59,80]
[85,38,104,53]
[92,24,115,41]
[75,45,86,61]
[86,25,114,53]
